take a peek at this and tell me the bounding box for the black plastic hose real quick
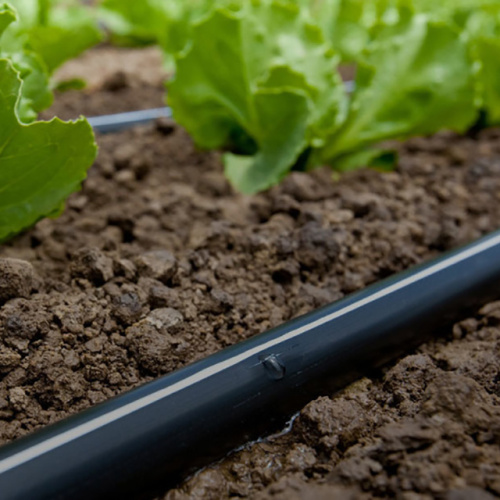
[87,107,173,133]
[2,229,500,500]
[86,82,355,134]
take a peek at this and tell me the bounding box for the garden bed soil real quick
[40,45,167,120]
[1,50,500,499]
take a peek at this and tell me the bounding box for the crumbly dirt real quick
[40,45,166,119]
[2,50,500,499]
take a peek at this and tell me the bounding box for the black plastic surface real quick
[88,107,173,133]
[1,229,500,499]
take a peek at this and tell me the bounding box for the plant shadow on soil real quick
[1,49,500,499]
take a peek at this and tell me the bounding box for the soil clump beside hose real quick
[1,51,500,499]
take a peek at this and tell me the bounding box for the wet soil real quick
[2,50,500,499]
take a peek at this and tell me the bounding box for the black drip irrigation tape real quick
[2,229,500,499]
[87,107,173,134]
[87,81,355,134]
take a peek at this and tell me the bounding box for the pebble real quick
[8,387,29,412]
[0,258,36,304]
[70,248,114,286]
[113,258,137,280]
[0,347,22,371]
[134,250,177,284]
[145,308,183,333]
[112,292,143,325]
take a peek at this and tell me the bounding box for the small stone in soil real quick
[70,248,114,286]
[0,258,36,304]
[113,258,137,280]
[145,308,183,333]
[112,292,143,326]
[0,347,21,372]
[134,250,177,284]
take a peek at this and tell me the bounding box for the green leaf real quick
[99,0,176,46]
[224,87,310,194]
[161,0,491,188]
[379,1,500,127]
[307,0,376,62]
[0,59,97,241]
[332,147,397,172]
[99,0,232,55]
[0,2,52,121]
[3,48,53,121]
[0,2,15,34]
[27,13,102,74]
[302,0,414,64]
[1,1,101,120]
[320,15,477,167]
[475,36,500,124]
[168,0,346,193]
[54,77,86,92]
[4,0,102,73]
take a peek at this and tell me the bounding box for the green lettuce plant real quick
[0,3,97,241]
[8,0,102,72]
[98,0,223,71]
[3,0,101,121]
[167,0,477,193]
[316,12,477,170]
[168,0,346,194]
[98,0,500,190]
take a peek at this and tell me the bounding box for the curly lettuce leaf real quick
[168,1,346,194]
[98,0,223,73]
[26,5,102,73]
[99,0,214,52]
[319,15,477,170]
[457,5,500,125]
[223,86,311,193]
[1,47,52,121]
[6,0,102,74]
[389,0,500,126]
[0,59,97,241]
[0,2,52,121]
[475,36,500,125]
[98,0,174,46]
[0,1,14,32]
[410,0,500,20]
[305,0,385,62]
[161,1,487,191]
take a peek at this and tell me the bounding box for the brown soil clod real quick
[0,258,37,305]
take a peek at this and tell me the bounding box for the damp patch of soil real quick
[2,51,500,498]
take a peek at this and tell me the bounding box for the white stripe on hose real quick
[1,232,500,475]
